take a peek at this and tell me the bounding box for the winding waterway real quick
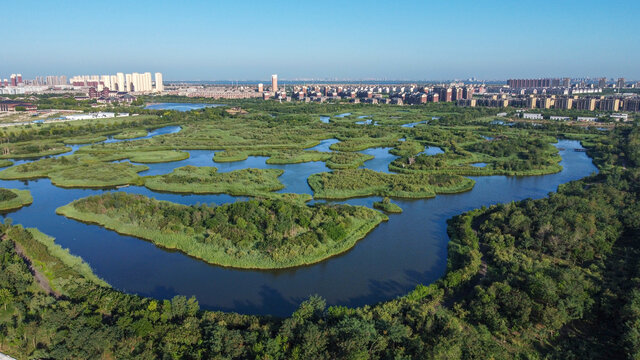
[0,107,598,316]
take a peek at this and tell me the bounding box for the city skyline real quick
[2,0,639,81]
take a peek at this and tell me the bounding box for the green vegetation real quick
[144,166,284,195]
[0,160,12,168]
[25,228,109,290]
[325,151,374,169]
[265,150,330,164]
[389,140,425,157]
[0,188,32,211]
[57,192,387,269]
[373,197,403,213]
[113,129,148,139]
[213,150,254,162]
[127,150,189,163]
[0,155,147,188]
[390,135,563,176]
[63,135,108,145]
[330,136,399,152]
[309,168,475,199]
[48,162,147,188]
[0,140,71,159]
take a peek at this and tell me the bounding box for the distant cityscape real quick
[1,72,640,115]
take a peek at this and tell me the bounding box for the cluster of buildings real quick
[0,71,164,96]
[521,112,628,122]
[507,77,630,90]
[263,77,477,105]
[458,94,640,113]
[0,100,37,112]
[68,72,163,93]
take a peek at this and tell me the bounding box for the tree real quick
[0,288,13,310]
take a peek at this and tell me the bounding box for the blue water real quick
[419,146,444,156]
[401,120,427,128]
[0,127,597,317]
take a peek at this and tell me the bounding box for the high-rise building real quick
[598,77,607,88]
[576,97,596,111]
[257,83,263,92]
[125,74,132,92]
[116,73,125,92]
[131,72,140,92]
[144,72,152,92]
[10,74,16,87]
[101,75,111,91]
[562,77,571,87]
[155,72,164,92]
[617,77,625,89]
[16,74,22,84]
[271,74,278,93]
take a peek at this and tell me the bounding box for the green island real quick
[308,168,475,199]
[126,150,190,163]
[56,192,387,269]
[112,129,148,139]
[390,135,563,176]
[373,197,403,213]
[63,135,108,145]
[0,188,33,211]
[143,166,284,195]
[0,155,148,188]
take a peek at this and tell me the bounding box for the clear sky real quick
[2,0,638,81]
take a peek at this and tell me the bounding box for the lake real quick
[0,122,597,317]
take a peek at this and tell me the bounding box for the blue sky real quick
[2,0,638,81]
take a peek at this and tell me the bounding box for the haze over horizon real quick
[3,0,638,81]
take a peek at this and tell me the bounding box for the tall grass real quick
[0,188,33,211]
[308,169,475,199]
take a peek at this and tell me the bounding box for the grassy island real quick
[0,141,71,159]
[266,150,374,169]
[127,150,190,163]
[0,155,148,188]
[113,129,148,139]
[63,136,108,145]
[265,150,330,165]
[390,136,562,176]
[325,152,374,169]
[373,197,403,213]
[57,192,387,269]
[0,188,33,211]
[144,166,284,195]
[308,168,475,199]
